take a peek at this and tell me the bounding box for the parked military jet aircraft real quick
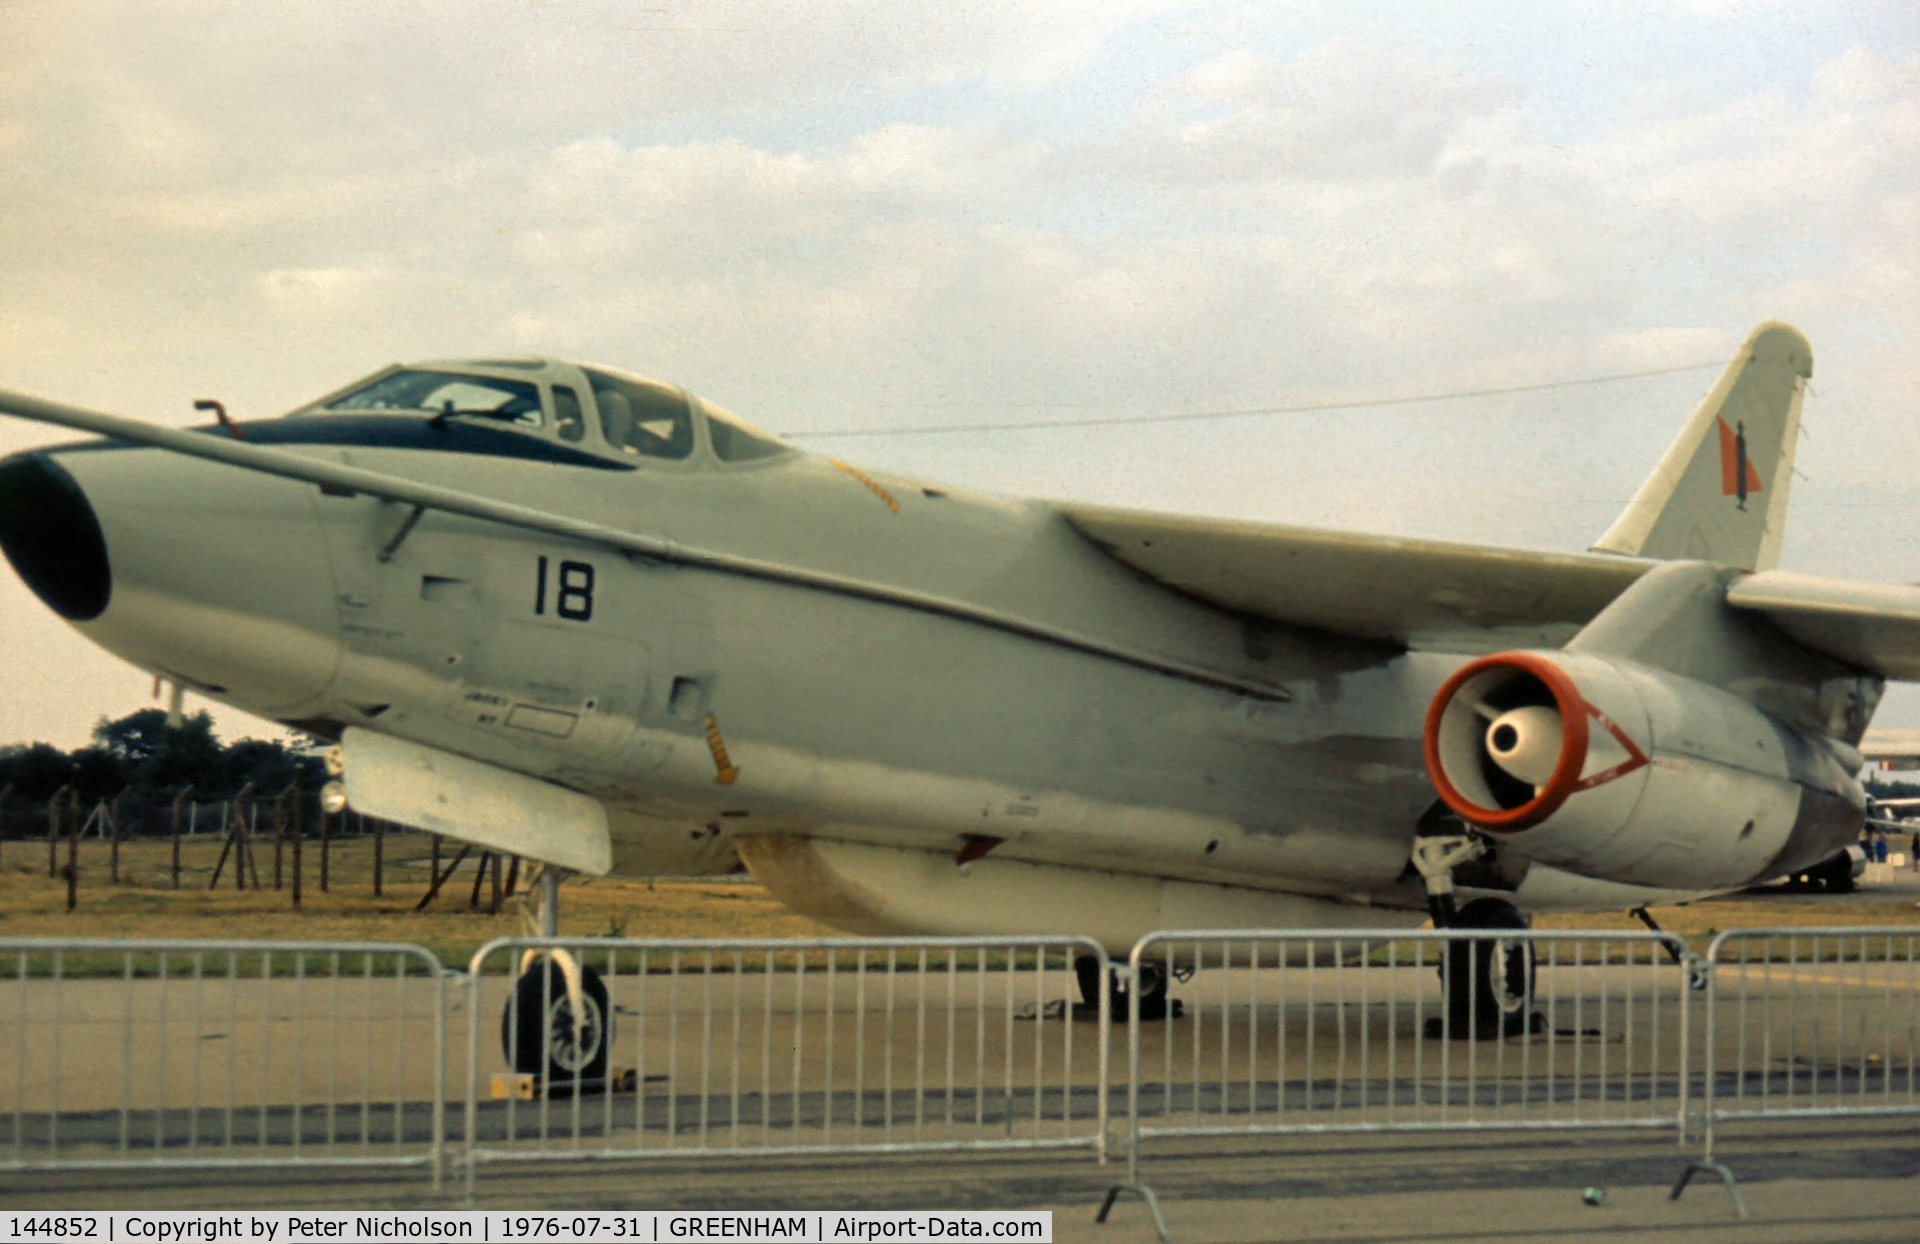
[3,322,1911,1074]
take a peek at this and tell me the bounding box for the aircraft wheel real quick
[1440,897,1535,1041]
[1133,963,1172,1021]
[1074,955,1104,1010]
[1073,955,1174,1021]
[502,961,611,1082]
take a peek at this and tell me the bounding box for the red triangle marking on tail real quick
[1717,417,1764,497]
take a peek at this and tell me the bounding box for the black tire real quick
[1820,852,1857,894]
[1441,897,1535,1040]
[1076,956,1173,1021]
[1074,955,1103,1009]
[1132,963,1171,1021]
[502,960,611,1082]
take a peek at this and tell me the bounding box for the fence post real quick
[242,787,262,889]
[272,788,290,890]
[211,783,257,891]
[291,789,304,910]
[170,787,192,889]
[65,791,82,911]
[47,784,69,878]
[109,788,129,884]
[373,816,384,898]
[467,851,492,910]
[0,783,10,870]
[320,799,331,894]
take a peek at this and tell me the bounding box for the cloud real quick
[2,8,1919,744]
[1097,39,1508,185]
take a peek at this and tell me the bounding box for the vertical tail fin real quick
[1591,321,1812,571]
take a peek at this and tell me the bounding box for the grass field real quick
[0,831,834,968]
[3,830,1917,971]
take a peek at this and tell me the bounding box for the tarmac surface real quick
[5,869,1919,1240]
[3,1117,1918,1242]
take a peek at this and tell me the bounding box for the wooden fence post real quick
[319,801,331,894]
[109,788,130,884]
[170,787,192,889]
[242,788,262,890]
[290,790,304,910]
[211,783,257,891]
[373,816,385,898]
[467,851,493,910]
[414,842,470,911]
[272,789,288,890]
[47,785,69,878]
[65,792,81,911]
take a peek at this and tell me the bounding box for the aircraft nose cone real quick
[0,451,111,621]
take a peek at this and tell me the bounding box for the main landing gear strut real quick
[1414,833,1540,1040]
[501,867,612,1082]
[1074,956,1181,1021]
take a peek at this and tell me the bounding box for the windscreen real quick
[321,370,544,428]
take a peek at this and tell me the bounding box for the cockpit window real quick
[702,400,790,463]
[553,385,585,443]
[584,369,693,461]
[322,369,545,427]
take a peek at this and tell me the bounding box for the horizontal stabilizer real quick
[1726,570,1920,680]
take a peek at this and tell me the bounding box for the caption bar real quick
[2,1213,1051,1244]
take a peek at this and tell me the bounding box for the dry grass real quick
[3,830,1916,970]
[0,832,833,969]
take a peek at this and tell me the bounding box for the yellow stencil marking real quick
[704,714,740,786]
[828,459,902,514]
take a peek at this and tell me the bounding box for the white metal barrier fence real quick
[0,939,447,1184]
[5,925,1918,1222]
[1097,929,1693,1238]
[1672,925,1920,1217]
[460,936,1111,1195]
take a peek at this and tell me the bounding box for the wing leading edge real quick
[1062,503,1656,654]
[1061,517,1920,679]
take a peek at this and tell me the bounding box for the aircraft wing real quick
[1061,503,1654,653]
[1063,504,1920,675]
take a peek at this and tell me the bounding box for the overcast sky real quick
[2,0,1917,748]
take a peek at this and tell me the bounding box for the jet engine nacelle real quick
[1423,651,1862,890]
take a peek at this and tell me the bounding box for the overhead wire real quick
[782,360,1721,440]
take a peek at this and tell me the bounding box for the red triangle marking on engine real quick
[1571,703,1650,793]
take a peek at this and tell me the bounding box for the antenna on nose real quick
[194,399,243,441]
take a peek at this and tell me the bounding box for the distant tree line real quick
[0,709,325,816]
[1866,775,1920,803]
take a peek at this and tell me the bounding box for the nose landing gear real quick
[499,866,612,1083]
[503,956,611,1081]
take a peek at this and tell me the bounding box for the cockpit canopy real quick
[300,359,791,466]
